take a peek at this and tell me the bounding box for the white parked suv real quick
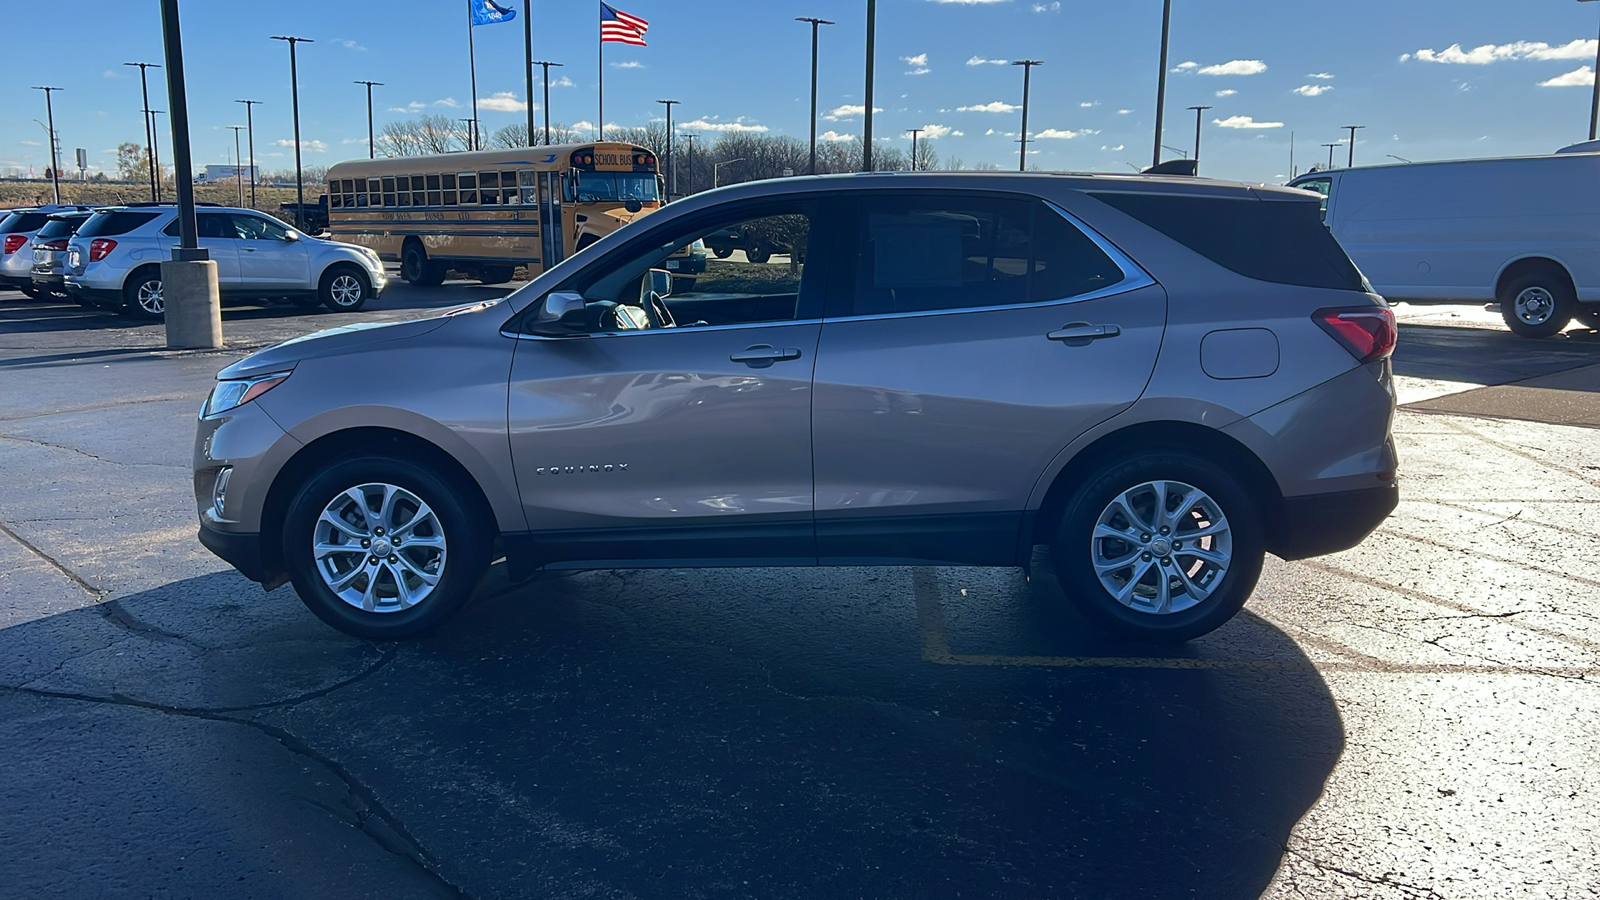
[64,204,387,319]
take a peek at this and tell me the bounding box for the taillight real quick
[38,239,68,252]
[89,239,118,262]
[1314,306,1397,363]
[2,234,25,255]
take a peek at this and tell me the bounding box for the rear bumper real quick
[198,523,274,584]
[1268,482,1398,561]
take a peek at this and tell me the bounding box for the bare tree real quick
[377,114,469,156]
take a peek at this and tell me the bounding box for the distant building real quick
[200,164,258,182]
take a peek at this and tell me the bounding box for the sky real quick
[5,0,1600,184]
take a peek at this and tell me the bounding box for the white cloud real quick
[912,123,959,139]
[1308,72,1334,79]
[1540,66,1595,87]
[906,67,931,75]
[611,60,644,69]
[1199,59,1267,76]
[1213,115,1283,129]
[1032,1,1061,10]
[478,91,528,112]
[434,97,461,109]
[679,117,769,133]
[570,120,596,133]
[275,138,329,152]
[1100,144,1126,151]
[1293,84,1333,96]
[553,75,576,87]
[967,55,1008,66]
[1035,128,1097,139]
[902,53,928,67]
[19,139,42,147]
[1079,101,1099,108]
[1117,108,1133,114]
[817,130,855,142]
[1171,61,1199,72]
[823,104,883,120]
[102,69,121,79]
[1408,39,1597,65]
[1215,89,1237,97]
[388,102,426,113]
[330,38,366,50]
[957,100,1020,113]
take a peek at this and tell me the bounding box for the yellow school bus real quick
[324,142,699,285]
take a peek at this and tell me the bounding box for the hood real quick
[218,313,463,380]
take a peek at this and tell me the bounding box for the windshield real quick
[77,210,161,238]
[0,212,50,234]
[35,217,87,239]
[575,172,659,203]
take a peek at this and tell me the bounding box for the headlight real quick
[204,371,291,417]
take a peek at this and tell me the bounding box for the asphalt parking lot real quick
[2,279,1598,899]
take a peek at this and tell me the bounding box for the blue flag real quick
[470,0,516,25]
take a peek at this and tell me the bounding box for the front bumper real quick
[1268,482,1398,561]
[198,523,275,584]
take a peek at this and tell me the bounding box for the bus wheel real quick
[477,265,515,285]
[402,242,445,286]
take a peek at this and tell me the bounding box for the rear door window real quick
[78,211,161,238]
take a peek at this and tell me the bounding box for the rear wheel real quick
[282,455,489,639]
[401,242,445,286]
[122,268,165,320]
[711,246,734,259]
[477,265,515,285]
[319,265,370,312]
[1050,452,1264,643]
[746,245,771,264]
[1499,269,1576,338]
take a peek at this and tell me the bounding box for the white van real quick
[1289,154,1600,337]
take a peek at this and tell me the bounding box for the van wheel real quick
[320,265,370,312]
[1500,270,1575,338]
[282,455,489,639]
[122,267,165,320]
[401,242,445,286]
[1050,452,1263,643]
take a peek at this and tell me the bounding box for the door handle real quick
[730,344,803,368]
[1047,322,1121,343]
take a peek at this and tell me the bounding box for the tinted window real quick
[198,213,236,239]
[1088,191,1363,291]
[35,216,89,239]
[1,212,52,233]
[1290,177,1333,221]
[574,173,659,203]
[232,214,292,241]
[853,197,1122,315]
[78,211,160,238]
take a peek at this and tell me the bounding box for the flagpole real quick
[597,0,604,141]
[468,1,479,150]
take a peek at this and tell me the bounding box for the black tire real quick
[711,246,734,259]
[1577,306,1600,330]
[122,267,165,320]
[477,265,515,285]
[745,245,771,264]
[1050,452,1264,644]
[319,265,371,312]
[1499,269,1576,338]
[282,455,490,639]
[401,241,445,286]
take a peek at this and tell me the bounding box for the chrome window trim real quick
[503,317,825,341]
[826,199,1156,324]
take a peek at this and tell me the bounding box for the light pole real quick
[270,35,313,229]
[1343,124,1364,167]
[907,128,923,170]
[531,61,563,145]
[1187,105,1211,172]
[125,62,161,199]
[236,99,260,208]
[523,0,535,147]
[355,81,383,159]
[1582,0,1600,140]
[714,157,743,189]
[228,125,246,206]
[657,99,678,197]
[160,0,221,350]
[1012,59,1042,172]
[32,87,63,204]
[1153,0,1173,168]
[795,17,834,175]
[148,110,165,200]
[459,118,478,151]
[1322,142,1339,170]
[863,0,876,172]
[679,133,698,192]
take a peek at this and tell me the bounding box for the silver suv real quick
[64,204,386,319]
[193,173,1399,643]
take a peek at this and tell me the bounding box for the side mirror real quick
[529,290,588,335]
[639,268,672,305]
[283,230,300,242]
[624,198,643,213]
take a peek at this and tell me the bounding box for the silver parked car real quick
[194,173,1399,642]
[30,210,96,299]
[2,205,95,297]
[64,204,386,319]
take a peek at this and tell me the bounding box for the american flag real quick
[601,3,648,46]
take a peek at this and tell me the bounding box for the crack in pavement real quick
[0,433,190,469]
[1282,848,1447,899]
[0,681,470,899]
[0,394,192,423]
[0,518,109,601]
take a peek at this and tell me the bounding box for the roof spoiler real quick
[1141,159,1198,177]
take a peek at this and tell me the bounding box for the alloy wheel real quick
[328,274,364,308]
[137,280,165,315]
[313,482,447,613]
[1090,479,1232,616]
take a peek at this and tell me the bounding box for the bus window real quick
[518,170,539,205]
[368,178,381,207]
[500,170,519,205]
[459,173,478,205]
[442,173,457,205]
[381,177,397,207]
[329,183,342,209]
[356,180,370,208]
[410,176,425,206]
[574,172,660,203]
[395,176,410,207]
[479,172,500,205]
[426,174,442,206]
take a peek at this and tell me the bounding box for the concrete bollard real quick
[161,259,222,350]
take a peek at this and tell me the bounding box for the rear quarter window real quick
[1086,191,1363,291]
[76,211,162,238]
[1,212,51,233]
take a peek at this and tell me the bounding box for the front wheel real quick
[1499,271,1575,338]
[711,246,734,259]
[282,455,489,639]
[320,266,371,312]
[1050,453,1264,643]
[745,245,771,264]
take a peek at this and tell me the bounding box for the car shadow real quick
[0,560,1344,899]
